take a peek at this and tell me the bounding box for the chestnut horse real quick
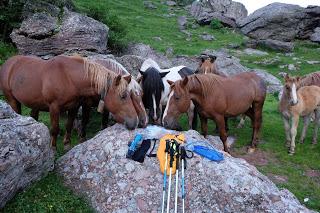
[0,55,138,148]
[163,73,266,153]
[195,54,247,129]
[279,74,320,155]
[74,58,148,139]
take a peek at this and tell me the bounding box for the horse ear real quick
[209,55,217,63]
[160,71,170,78]
[181,76,188,87]
[284,73,290,81]
[139,70,145,76]
[137,75,143,83]
[167,80,174,85]
[115,75,122,86]
[201,57,205,63]
[123,75,131,84]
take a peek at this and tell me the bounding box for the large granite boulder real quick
[310,27,320,43]
[10,8,109,56]
[0,101,54,208]
[237,3,320,42]
[57,124,313,213]
[115,55,146,78]
[123,43,173,68]
[245,39,295,53]
[190,0,247,27]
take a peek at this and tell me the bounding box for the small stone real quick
[288,64,296,71]
[244,48,269,56]
[200,33,215,41]
[125,162,135,172]
[143,1,157,9]
[166,0,176,6]
[178,16,187,30]
[306,60,320,65]
[153,36,162,41]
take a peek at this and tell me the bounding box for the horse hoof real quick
[247,147,256,154]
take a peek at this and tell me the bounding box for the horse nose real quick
[125,118,138,130]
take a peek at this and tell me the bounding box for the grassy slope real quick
[1,0,320,211]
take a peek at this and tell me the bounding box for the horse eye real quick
[175,96,180,100]
[121,93,127,99]
[286,85,290,90]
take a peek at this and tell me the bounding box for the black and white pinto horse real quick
[139,58,197,129]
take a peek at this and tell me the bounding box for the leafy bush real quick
[0,0,24,42]
[76,5,128,53]
[210,19,224,30]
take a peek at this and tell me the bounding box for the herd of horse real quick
[0,54,319,155]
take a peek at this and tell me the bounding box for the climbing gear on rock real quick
[180,145,187,213]
[186,141,224,162]
[126,134,143,159]
[161,140,170,213]
[126,134,157,163]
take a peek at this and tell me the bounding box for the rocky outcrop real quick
[245,39,295,53]
[123,43,172,68]
[310,27,320,43]
[10,8,109,56]
[237,3,320,42]
[0,101,54,209]
[57,124,313,213]
[253,69,282,93]
[115,55,145,78]
[190,0,247,27]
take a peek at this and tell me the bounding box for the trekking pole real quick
[174,141,180,213]
[180,146,187,213]
[161,140,170,213]
[166,140,175,213]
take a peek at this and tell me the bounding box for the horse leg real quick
[49,104,60,149]
[30,109,39,121]
[249,102,263,153]
[187,101,195,129]
[289,114,299,155]
[63,107,78,151]
[312,108,320,144]
[214,114,229,153]
[237,114,246,129]
[101,110,109,129]
[281,115,291,148]
[4,92,21,114]
[192,103,198,130]
[300,115,310,144]
[200,115,208,137]
[80,104,90,143]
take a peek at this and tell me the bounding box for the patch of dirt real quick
[232,147,277,167]
[267,173,288,184]
[305,169,320,178]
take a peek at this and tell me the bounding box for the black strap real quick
[147,139,157,157]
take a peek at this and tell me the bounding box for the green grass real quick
[1,0,320,211]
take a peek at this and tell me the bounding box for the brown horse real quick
[195,54,247,129]
[0,55,138,148]
[74,58,148,139]
[162,73,266,153]
[279,74,320,155]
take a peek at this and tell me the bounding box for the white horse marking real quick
[292,83,298,105]
[152,94,157,120]
[162,91,174,125]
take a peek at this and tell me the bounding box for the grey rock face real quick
[245,39,295,53]
[123,43,172,68]
[310,27,320,43]
[0,101,54,208]
[253,69,283,93]
[237,3,320,42]
[178,16,187,30]
[115,55,145,78]
[56,124,314,213]
[190,0,247,27]
[11,8,109,56]
[143,1,157,9]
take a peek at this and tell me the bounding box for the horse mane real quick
[299,71,320,87]
[92,58,129,76]
[141,67,164,108]
[188,74,223,98]
[140,58,161,72]
[83,58,128,94]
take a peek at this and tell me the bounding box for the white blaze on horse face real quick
[162,90,174,125]
[291,83,298,105]
[152,94,157,120]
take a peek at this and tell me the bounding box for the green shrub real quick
[210,19,224,30]
[76,5,128,53]
[0,41,16,64]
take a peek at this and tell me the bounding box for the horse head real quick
[162,77,191,130]
[139,67,169,123]
[195,54,217,74]
[128,78,148,128]
[283,74,301,106]
[103,74,139,129]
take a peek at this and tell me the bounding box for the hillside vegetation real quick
[1,0,320,212]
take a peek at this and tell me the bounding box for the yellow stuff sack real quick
[157,134,185,175]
